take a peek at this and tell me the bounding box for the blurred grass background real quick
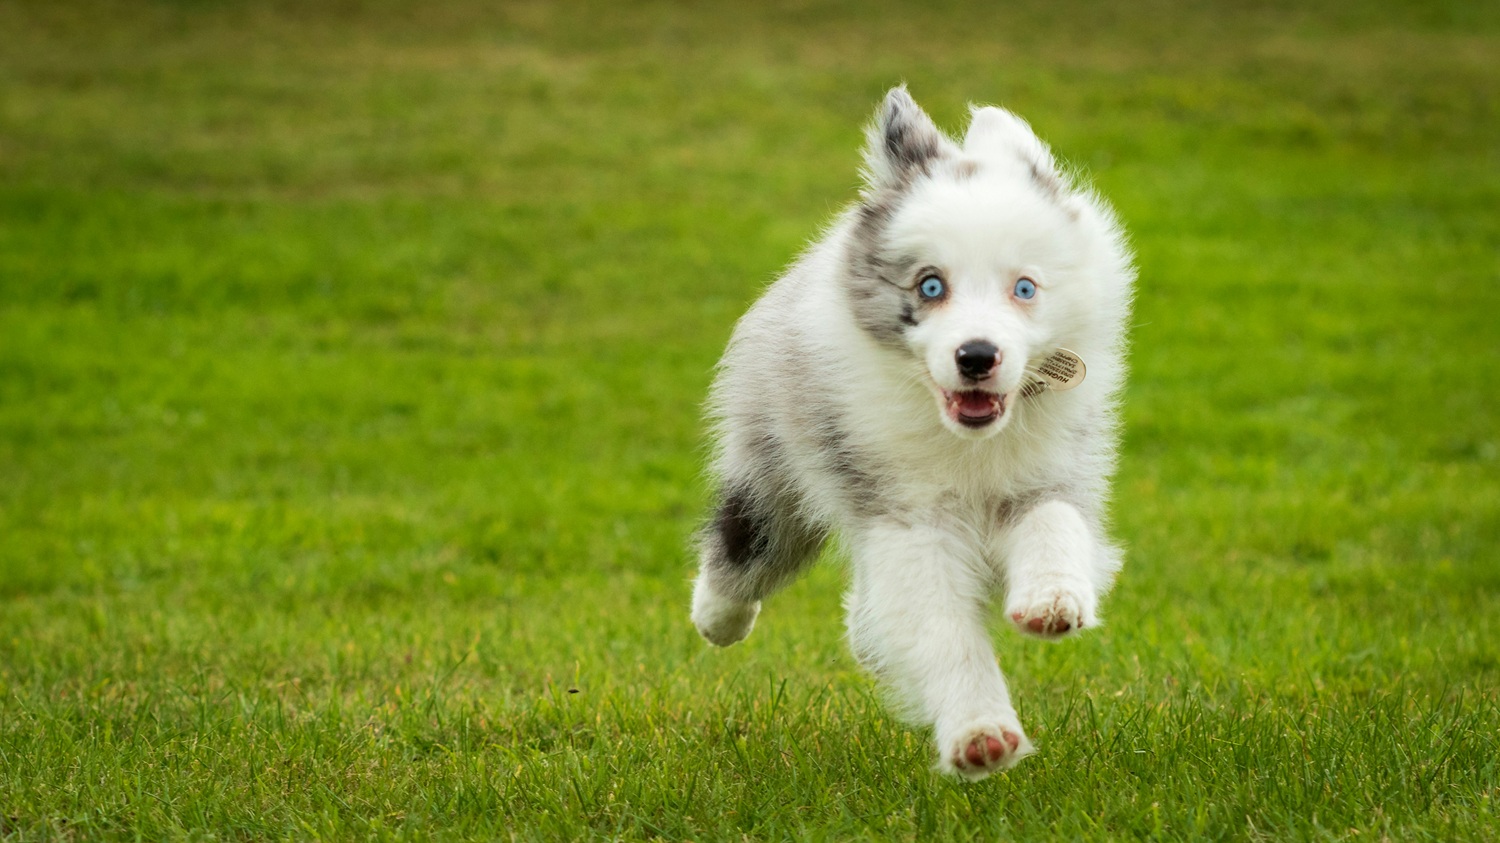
[1,0,1497,840]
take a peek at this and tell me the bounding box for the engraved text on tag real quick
[1020,348,1086,399]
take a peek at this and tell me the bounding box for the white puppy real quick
[691,87,1134,779]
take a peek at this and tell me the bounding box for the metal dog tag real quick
[1020,348,1086,399]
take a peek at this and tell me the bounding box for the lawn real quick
[1,0,1497,839]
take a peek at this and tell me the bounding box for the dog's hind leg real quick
[691,485,825,647]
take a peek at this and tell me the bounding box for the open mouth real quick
[942,388,1007,428]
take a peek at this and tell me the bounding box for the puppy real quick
[691,87,1134,779]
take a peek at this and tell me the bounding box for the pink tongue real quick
[956,391,995,418]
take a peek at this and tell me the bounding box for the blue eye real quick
[919,275,945,299]
[1013,277,1037,299]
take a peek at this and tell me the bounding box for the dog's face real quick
[845,89,1105,440]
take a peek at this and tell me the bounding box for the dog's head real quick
[844,87,1129,440]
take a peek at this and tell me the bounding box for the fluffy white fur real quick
[690,87,1134,780]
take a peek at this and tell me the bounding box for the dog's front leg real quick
[845,520,1035,779]
[999,499,1119,639]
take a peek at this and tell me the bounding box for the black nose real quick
[955,340,999,380]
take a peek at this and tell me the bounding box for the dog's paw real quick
[691,581,760,647]
[937,718,1034,780]
[1006,579,1096,639]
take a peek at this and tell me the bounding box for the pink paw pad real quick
[953,731,1022,771]
[1011,611,1074,636]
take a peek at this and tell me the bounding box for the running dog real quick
[691,86,1134,779]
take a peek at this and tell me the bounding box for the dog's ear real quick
[964,106,1067,198]
[862,86,956,192]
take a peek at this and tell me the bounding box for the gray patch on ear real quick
[884,111,942,175]
[864,86,957,192]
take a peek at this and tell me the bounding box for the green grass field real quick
[2,1,1498,839]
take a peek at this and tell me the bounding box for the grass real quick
[1,0,1498,839]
